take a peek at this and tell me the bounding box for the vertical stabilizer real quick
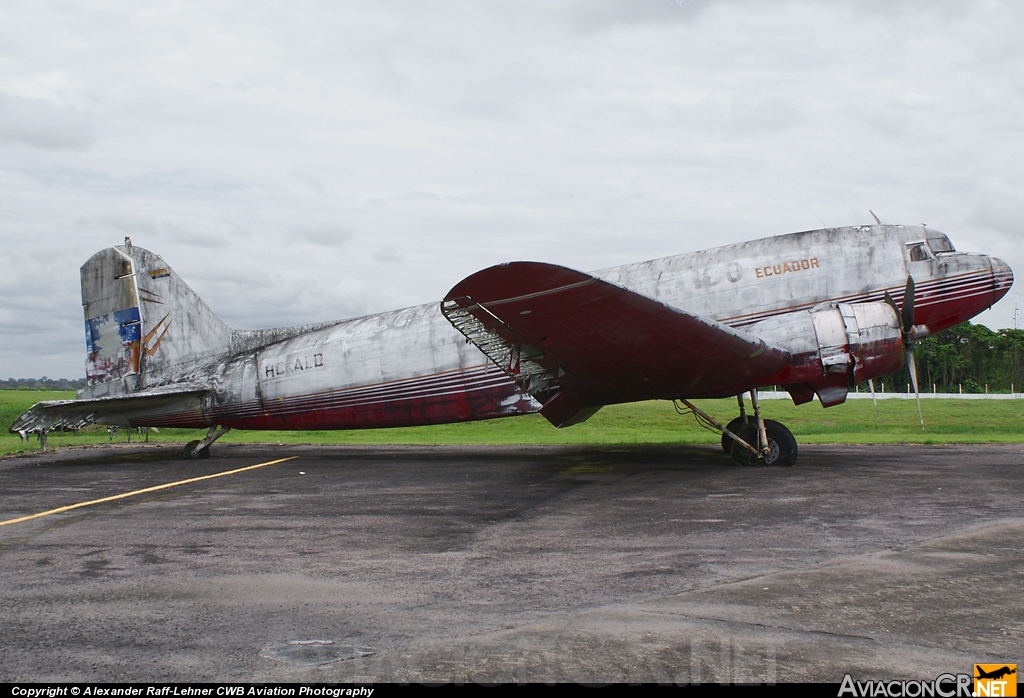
[80,244,233,398]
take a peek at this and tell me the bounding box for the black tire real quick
[721,416,751,452]
[730,424,760,466]
[764,420,798,467]
[730,420,798,467]
[183,440,210,459]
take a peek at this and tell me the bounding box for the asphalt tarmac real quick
[0,442,1021,683]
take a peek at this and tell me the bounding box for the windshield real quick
[906,242,930,262]
[926,232,955,253]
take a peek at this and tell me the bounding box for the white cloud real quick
[291,224,354,248]
[0,93,96,150]
[0,0,1022,378]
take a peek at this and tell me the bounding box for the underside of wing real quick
[9,385,210,434]
[442,262,790,426]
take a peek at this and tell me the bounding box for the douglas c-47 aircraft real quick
[10,224,1013,466]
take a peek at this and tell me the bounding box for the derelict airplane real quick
[10,224,1013,466]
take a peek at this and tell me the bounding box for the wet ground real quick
[0,442,1021,683]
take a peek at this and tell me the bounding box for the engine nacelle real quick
[807,302,905,405]
[748,301,904,407]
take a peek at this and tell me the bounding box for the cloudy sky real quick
[1,0,1022,379]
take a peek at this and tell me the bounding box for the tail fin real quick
[80,241,232,397]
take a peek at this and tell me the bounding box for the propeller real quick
[884,276,926,429]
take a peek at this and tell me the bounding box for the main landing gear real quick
[182,424,231,459]
[676,392,798,467]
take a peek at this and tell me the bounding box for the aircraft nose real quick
[991,257,1014,304]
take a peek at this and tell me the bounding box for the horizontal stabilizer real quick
[9,385,210,434]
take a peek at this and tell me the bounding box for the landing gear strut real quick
[721,394,750,452]
[183,424,230,459]
[678,391,798,467]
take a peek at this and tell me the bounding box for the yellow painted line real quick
[0,456,298,528]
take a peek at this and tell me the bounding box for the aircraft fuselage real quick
[79,225,1014,430]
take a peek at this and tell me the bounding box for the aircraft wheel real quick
[721,416,750,452]
[730,420,798,467]
[764,420,798,467]
[183,440,211,459]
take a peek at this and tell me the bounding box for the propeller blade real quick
[884,291,899,317]
[882,278,923,429]
[906,348,924,430]
[867,378,879,419]
[902,276,916,334]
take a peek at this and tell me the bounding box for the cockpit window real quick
[926,234,955,253]
[906,242,930,262]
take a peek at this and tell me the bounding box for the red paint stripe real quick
[728,271,991,327]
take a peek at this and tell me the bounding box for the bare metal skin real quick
[10,224,1012,464]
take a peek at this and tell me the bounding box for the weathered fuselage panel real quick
[240,303,533,430]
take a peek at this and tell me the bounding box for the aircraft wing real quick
[9,385,210,434]
[442,262,790,427]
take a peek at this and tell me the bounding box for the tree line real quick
[876,321,1023,394]
[1,377,87,391]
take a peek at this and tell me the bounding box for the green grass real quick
[2,389,1021,456]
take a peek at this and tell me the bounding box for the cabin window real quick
[906,242,930,262]
[927,234,955,253]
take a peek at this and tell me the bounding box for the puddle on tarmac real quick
[261,640,375,666]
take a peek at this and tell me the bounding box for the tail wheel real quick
[730,420,798,467]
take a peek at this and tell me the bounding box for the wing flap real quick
[443,262,790,422]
